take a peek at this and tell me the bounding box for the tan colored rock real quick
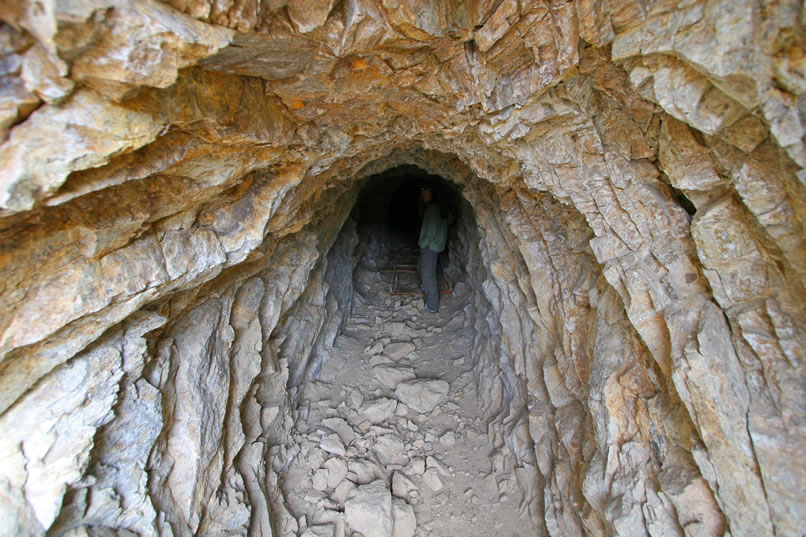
[658,117,725,191]
[0,89,163,213]
[0,2,803,537]
[287,0,337,34]
[20,43,72,103]
[69,2,234,99]
[474,0,517,52]
[381,0,449,41]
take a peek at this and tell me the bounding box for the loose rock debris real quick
[273,269,534,537]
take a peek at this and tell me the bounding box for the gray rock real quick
[324,458,349,489]
[321,417,356,445]
[394,380,449,413]
[373,364,417,388]
[358,398,397,424]
[344,480,393,537]
[333,480,356,505]
[302,524,335,537]
[370,355,395,367]
[313,469,329,491]
[374,435,408,465]
[385,322,408,336]
[348,460,383,485]
[423,468,443,491]
[392,498,417,537]
[383,342,415,360]
[392,472,417,498]
[439,431,456,446]
[321,434,347,457]
[405,458,426,476]
[426,456,452,477]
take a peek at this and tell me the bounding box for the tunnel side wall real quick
[37,184,362,537]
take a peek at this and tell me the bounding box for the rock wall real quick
[0,1,804,536]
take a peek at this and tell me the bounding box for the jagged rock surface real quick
[0,1,804,537]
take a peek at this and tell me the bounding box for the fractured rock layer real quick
[0,1,805,537]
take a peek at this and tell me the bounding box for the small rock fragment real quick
[324,458,349,488]
[385,322,407,336]
[370,355,395,367]
[406,458,426,476]
[375,435,408,465]
[394,379,449,413]
[321,434,347,456]
[426,456,451,477]
[333,480,356,505]
[313,468,330,490]
[350,390,364,408]
[359,398,397,424]
[384,341,415,360]
[348,459,382,484]
[322,417,356,445]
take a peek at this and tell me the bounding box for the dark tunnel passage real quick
[349,165,475,293]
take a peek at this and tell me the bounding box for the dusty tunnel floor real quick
[272,257,533,537]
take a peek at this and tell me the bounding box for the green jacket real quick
[419,202,453,252]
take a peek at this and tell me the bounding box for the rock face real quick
[0,1,804,537]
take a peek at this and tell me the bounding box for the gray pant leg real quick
[419,247,439,312]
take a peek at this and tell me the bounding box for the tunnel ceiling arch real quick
[0,2,805,537]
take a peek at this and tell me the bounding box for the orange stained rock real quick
[351,57,368,70]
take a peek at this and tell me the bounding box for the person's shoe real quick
[424,305,438,313]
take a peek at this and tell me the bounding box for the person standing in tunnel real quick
[418,187,454,313]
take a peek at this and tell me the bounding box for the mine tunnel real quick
[351,165,468,280]
[1,2,805,537]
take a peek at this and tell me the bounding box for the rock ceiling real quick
[0,1,804,536]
